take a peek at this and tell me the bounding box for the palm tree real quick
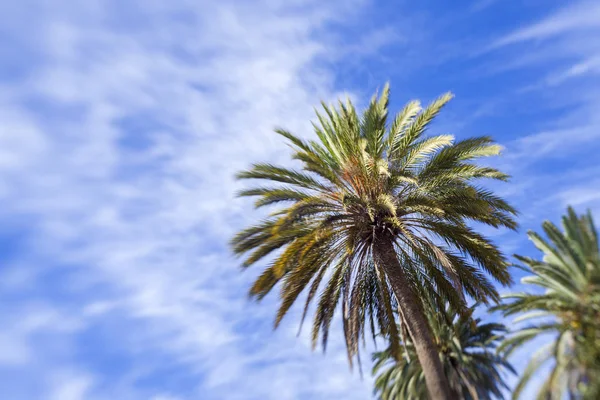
[373,302,514,399]
[231,84,517,399]
[497,207,600,399]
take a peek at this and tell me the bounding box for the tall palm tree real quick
[497,207,600,399]
[373,302,514,400]
[231,84,517,399]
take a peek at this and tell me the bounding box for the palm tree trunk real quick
[374,234,452,400]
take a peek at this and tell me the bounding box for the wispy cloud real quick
[48,372,95,400]
[481,2,600,395]
[470,0,499,13]
[3,1,600,398]
[482,1,600,216]
[0,0,383,398]
[492,1,600,47]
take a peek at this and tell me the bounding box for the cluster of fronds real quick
[232,83,517,365]
[373,299,514,400]
[497,207,600,399]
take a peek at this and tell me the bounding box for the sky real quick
[1,0,600,399]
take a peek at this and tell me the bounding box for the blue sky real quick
[1,0,600,398]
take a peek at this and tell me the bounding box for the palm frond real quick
[497,207,600,399]
[373,300,514,400]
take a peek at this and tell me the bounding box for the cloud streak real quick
[0,0,384,398]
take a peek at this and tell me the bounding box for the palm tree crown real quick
[232,84,516,398]
[373,302,514,400]
[498,207,600,399]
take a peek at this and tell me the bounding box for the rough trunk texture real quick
[374,234,452,400]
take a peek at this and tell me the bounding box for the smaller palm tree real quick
[373,301,514,400]
[497,207,600,399]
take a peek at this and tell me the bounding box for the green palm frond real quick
[496,207,600,399]
[373,300,514,400]
[232,83,516,369]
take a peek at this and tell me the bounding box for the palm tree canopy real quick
[497,207,600,399]
[373,302,514,400]
[232,83,517,365]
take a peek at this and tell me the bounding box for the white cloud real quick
[483,3,600,395]
[493,1,600,47]
[0,0,381,398]
[487,1,600,90]
[48,372,94,400]
[470,0,498,13]
[556,179,600,214]
[0,333,31,366]
[545,55,600,85]
[482,1,600,221]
